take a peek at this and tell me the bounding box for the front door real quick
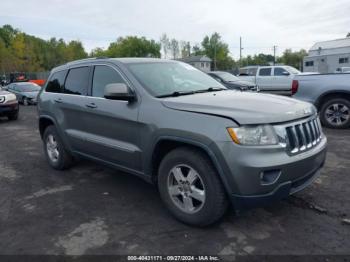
[272,67,293,91]
[256,67,272,91]
[83,64,142,172]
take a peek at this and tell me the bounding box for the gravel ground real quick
[0,106,349,260]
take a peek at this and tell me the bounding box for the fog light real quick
[260,170,281,185]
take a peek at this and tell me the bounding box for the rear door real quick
[82,64,142,172]
[272,67,293,91]
[56,66,92,152]
[255,67,272,91]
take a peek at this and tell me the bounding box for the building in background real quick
[304,38,350,73]
[178,55,212,72]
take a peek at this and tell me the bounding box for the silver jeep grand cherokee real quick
[38,58,327,226]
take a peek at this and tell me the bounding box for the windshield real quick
[127,62,226,97]
[214,72,239,82]
[286,66,301,74]
[18,84,41,92]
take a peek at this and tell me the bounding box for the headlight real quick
[4,94,17,103]
[227,125,278,145]
[0,96,5,103]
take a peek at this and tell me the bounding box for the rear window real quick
[64,67,90,95]
[259,68,271,76]
[46,70,67,93]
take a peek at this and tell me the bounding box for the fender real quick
[315,90,350,108]
[149,135,234,196]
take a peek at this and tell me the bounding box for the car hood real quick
[227,80,255,88]
[161,91,316,125]
[22,91,39,98]
[0,90,11,95]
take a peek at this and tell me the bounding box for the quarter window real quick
[92,66,126,98]
[64,67,90,95]
[46,70,67,93]
[259,68,271,76]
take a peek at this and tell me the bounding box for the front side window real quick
[259,68,272,76]
[92,66,125,98]
[46,70,67,93]
[127,62,226,97]
[274,67,288,76]
[64,67,90,95]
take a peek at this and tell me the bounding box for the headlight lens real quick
[0,96,5,103]
[227,125,278,145]
[4,94,17,103]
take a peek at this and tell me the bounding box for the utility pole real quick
[239,37,243,67]
[214,43,217,71]
[273,45,277,65]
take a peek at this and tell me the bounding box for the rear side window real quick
[92,66,125,98]
[274,67,288,76]
[259,68,271,76]
[64,67,90,95]
[46,70,67,93]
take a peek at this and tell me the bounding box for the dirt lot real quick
[0,106,349,258]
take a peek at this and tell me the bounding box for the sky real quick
[1,0,350,59]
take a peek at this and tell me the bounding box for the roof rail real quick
[66,57,110,65]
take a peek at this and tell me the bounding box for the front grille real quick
[286,117,322,154]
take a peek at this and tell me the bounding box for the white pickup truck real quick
[238,66,302,95]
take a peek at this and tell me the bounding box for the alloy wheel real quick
[167,164,206,214]
[325,103,350,126]
[46,134,59,162]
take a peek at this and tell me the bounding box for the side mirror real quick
[104,83,135,102]
[282,71,290,76]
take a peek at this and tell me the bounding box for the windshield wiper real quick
[194,87,226,93]
[156,90,195,98]
[156,87,225,98]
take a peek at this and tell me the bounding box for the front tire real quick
[320,98,350,129]
[43,125,73,170]
[22,97,29,106]
[158,147,228,226]
[7,112,18,121]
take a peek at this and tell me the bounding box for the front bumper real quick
[0,101,19,115]
[214,134,327,210]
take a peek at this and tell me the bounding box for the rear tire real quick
[158,147,228,226]
[320,98,350,129]
[43,125,73,170]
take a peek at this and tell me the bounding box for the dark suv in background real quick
[38,58,327,226]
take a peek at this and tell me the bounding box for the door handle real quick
[54,98,63,103]
[85,103,97,109]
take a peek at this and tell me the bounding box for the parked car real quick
[238,65,302,95]
[208,71,258,91]
[0,90,19,120]
[334,67,350,73]
[293,73,350,129]
[38,58,327,226]
[5,82,41,105]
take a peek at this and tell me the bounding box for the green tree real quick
[201,32,234,70]
[347,32,350,37]
[160,33,170,59]
[277,49,307,70]
[105,36,160,58]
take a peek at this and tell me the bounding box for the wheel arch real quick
[315,90,350,110]
[150,136,232,195]
[39,115,56,139]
